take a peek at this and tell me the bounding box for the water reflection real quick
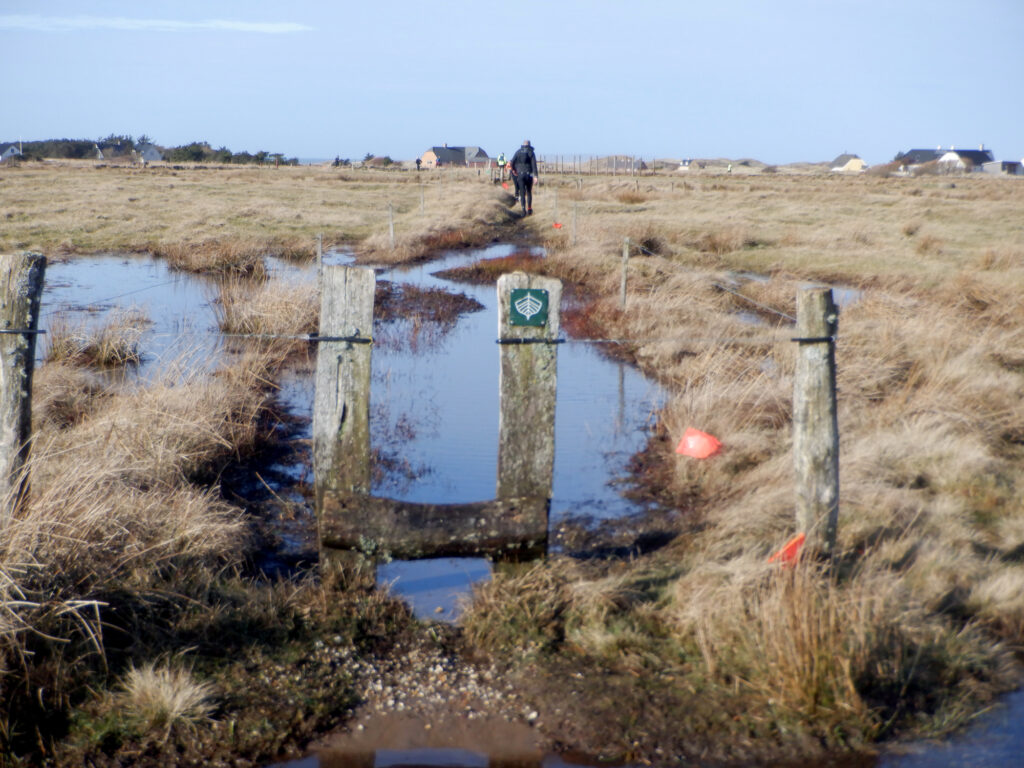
[39,253,221,377]
[876,688,1024,767]
[269,751,594,767]
[364,246,666,617]
[40,249,667,621]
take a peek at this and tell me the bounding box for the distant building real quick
[982,160,1022,176]
[0,143,21,162]
[419,144,491,168]
[136,143,163,163]
[895,146,994,172]
[830,153,866,173]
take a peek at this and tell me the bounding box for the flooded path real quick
[39,251,1024,768]
[334,244,667,619]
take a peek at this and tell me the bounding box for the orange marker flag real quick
[675,427,721,459]
[553,222,563,229]
[768,533,806,565]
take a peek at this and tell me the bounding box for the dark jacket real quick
[511,144,537,176]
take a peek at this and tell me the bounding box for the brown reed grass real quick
[44,309,147,367]
[462,169,1024,757]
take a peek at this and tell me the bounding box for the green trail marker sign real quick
[509,288,549,327]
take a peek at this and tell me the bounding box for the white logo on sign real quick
[514,293,543,320]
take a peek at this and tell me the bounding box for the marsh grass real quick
[212,276,318,360]
[462,169,1024,759]
[5,161,1024,763]
[44,309,147,367]
[432,250,546,284]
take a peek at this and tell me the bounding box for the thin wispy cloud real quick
[0,15,312,34]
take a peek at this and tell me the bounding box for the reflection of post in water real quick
[314,267,560,582]
[317,750,542,768]
[617,360,625,436]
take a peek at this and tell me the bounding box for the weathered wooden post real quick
[497,272,561,506]
[313,265,375,583]
[793,287,839,557]
[316,232,323,272]
[620,237,630,308]
[571,203,578,247]
[387,201,395,249]
[0,252,45,523]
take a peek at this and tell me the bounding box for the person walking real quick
[510,139,539,216]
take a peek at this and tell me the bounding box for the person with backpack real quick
[510,140,539,216]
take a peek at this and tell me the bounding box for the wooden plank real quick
[320,493,549,561]
[793,287,839,556]
[0,252,45,522]
[496,272,561,501]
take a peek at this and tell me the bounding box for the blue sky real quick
[2,0,1023,165]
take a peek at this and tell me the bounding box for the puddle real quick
[361,245,665,619]
[266,711,592,768]
[39,253,222,377]
[875,687,1024,767]
[39,248,667,620]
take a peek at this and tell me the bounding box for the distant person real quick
[510,139,539,216]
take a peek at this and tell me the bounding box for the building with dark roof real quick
[895,146,994,171]
[419,144,491,168]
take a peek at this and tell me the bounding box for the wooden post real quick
[316,232,323,272]
[571,203,578,247]
[313,265,375,582]
[0,252,45,522]
[497,272,561,503]
[793,287,839,556]
[387,201,395,249]
[620,238,630,308]
[553,188,559,223]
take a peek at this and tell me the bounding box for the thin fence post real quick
[0,252,45,523]
[553,188,559,223]
[388,201,395,249]
[313,265,376,583]
[571,203,578,247]
[316,232,323,272]
[793,287,840,557]
[620,238,630,308]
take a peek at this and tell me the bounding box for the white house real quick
[0,144,21,163]
[135,143,163,163]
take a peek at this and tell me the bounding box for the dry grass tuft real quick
[119,662,215,736]
[915,233,943,255]
[44,309,148,368]
[157,240,269,277]
[212,276,318,349]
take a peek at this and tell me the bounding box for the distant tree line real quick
[5,135,298,165]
